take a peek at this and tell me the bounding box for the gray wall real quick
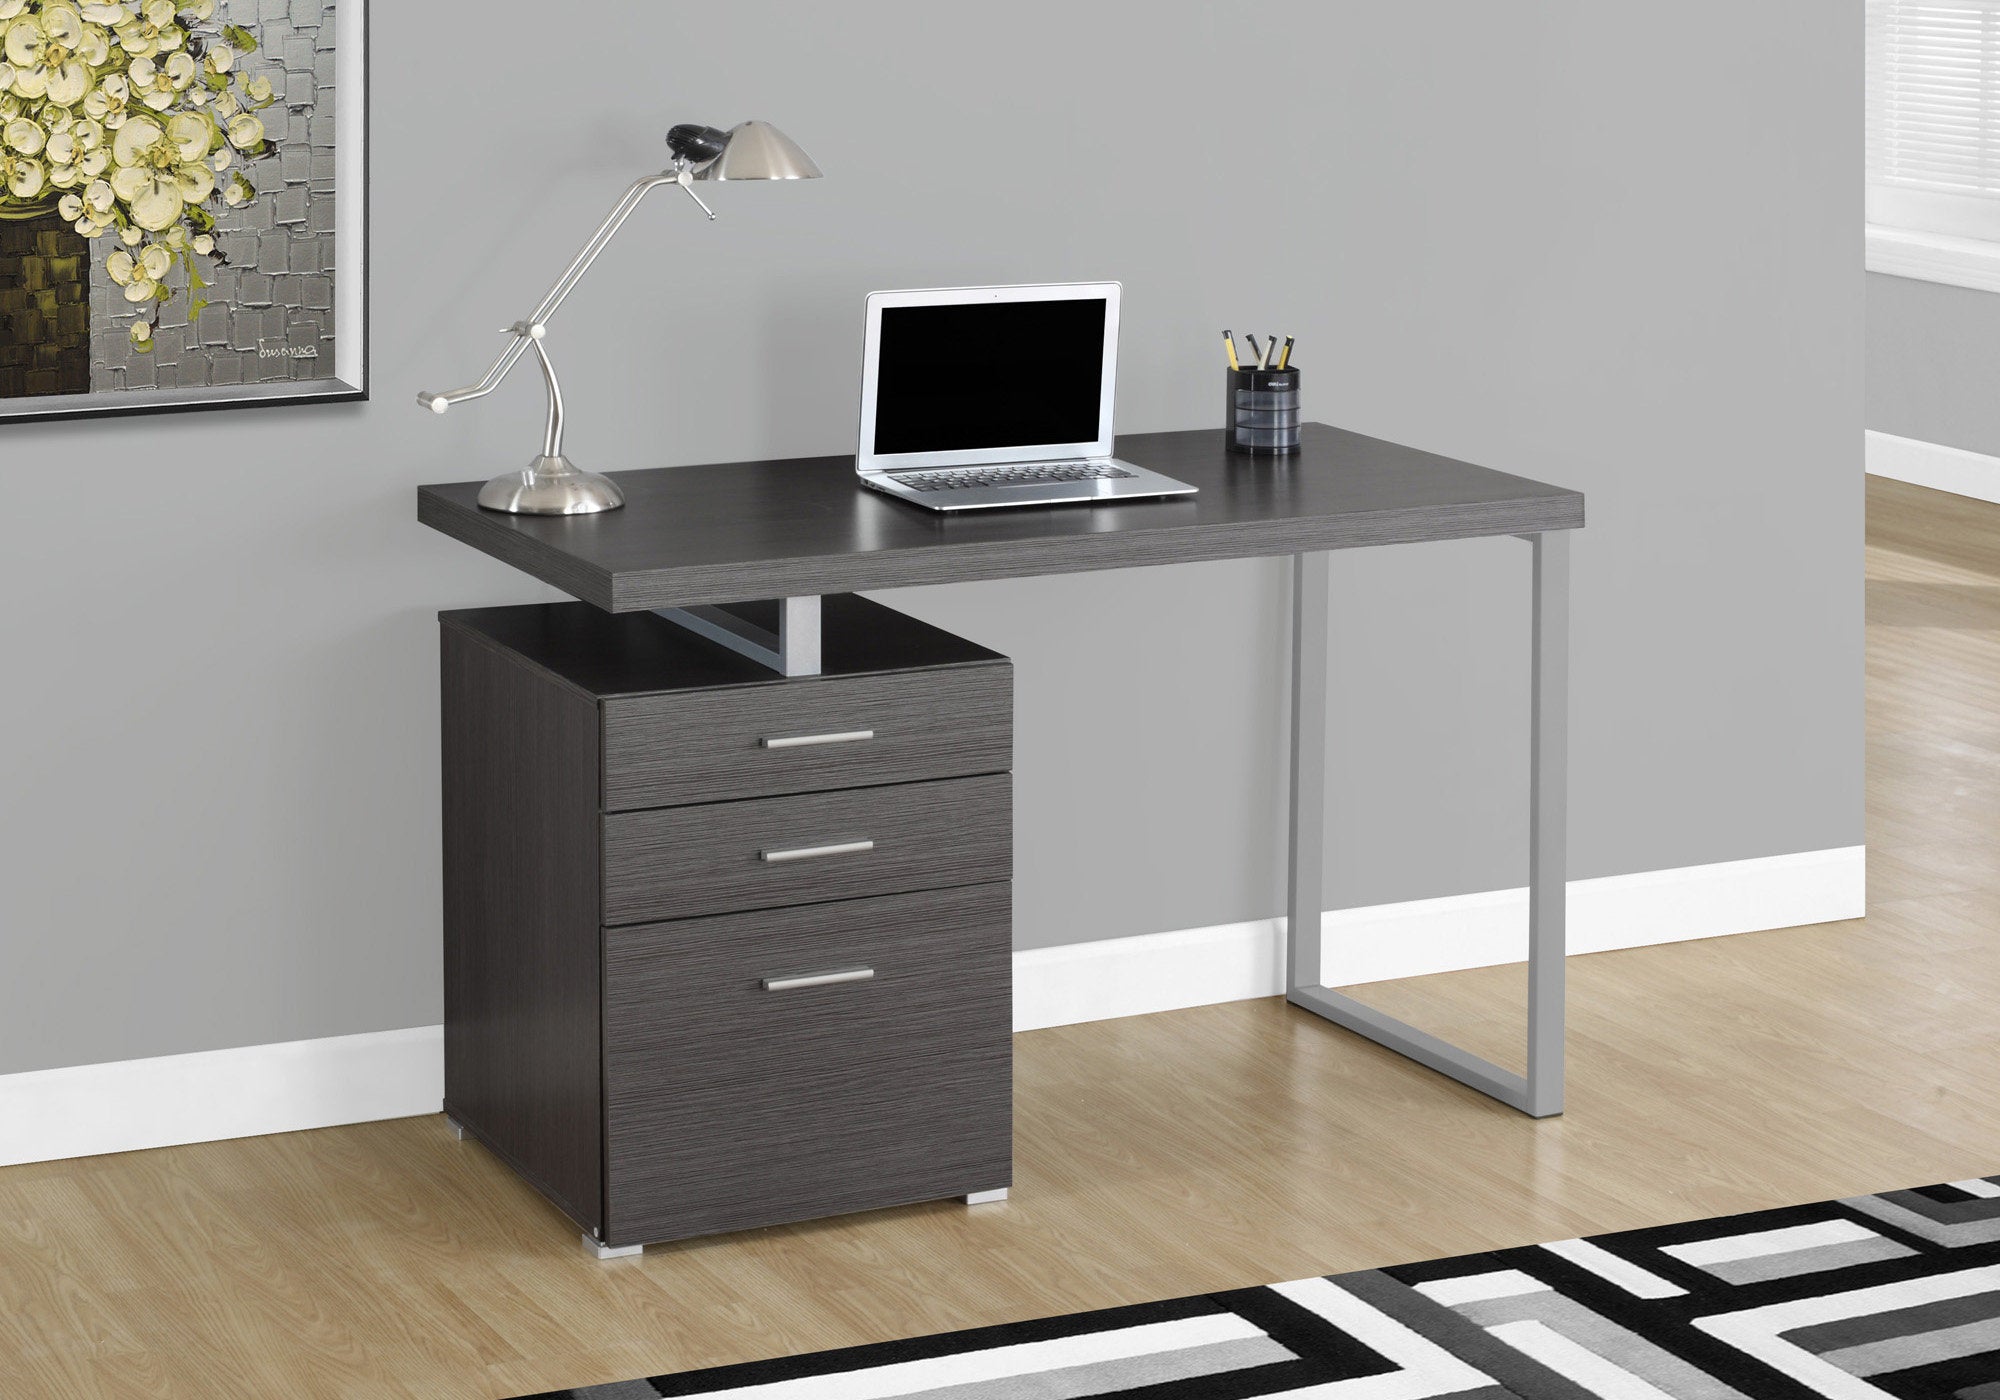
[1868,272,2000,454]
[0,1,1862,1076]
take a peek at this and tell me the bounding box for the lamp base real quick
[477,455,626,515]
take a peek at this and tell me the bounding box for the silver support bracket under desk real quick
[654,596,822,677]
[1284,532,1569,1118]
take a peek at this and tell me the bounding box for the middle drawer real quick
[603,773,1011,925]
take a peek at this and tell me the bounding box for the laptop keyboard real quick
[888,461,1135,492]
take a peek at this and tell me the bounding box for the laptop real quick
[856,282,1198,512]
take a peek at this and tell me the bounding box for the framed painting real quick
[0,0,364,422]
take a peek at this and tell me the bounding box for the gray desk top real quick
[417,423,1584,612]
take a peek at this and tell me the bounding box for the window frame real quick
[1866,0,2000,290]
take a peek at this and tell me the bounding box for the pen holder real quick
[1227,366,1300,456]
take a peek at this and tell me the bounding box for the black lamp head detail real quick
[664,121,822,181]
[666,124,731,164]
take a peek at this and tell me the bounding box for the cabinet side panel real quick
[441,623,603,1230]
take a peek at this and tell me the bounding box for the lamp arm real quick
[529,333,565,460]
[417,165,716,414]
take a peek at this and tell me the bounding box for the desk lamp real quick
[417,121,822,514]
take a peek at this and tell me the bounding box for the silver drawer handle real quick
[759,839,875,864]
[760,730,875,750]
[762,967,875,992]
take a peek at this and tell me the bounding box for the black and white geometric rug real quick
[520,1176,2000,1398]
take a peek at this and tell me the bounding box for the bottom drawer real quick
[604,882,1012,1246]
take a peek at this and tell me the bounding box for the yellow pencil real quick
[1222,329,1241,371]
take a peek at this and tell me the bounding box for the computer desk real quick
[420,422,1585,1121]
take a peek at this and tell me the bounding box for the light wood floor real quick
[4,475,1996,1399]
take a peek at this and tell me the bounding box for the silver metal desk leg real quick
[1526,529,1569,1116]
[1282,537,1568,1118]
[653,596,823,677]
[1287,551,1330,994]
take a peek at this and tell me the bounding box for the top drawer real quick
[602,662,1011,811]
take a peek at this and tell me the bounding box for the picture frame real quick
[0,0,366,424]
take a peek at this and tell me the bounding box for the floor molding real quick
[0,1026,442,1169]
[1013,845,1865,1031]
[1865,429,2000,505]
[0,846,1862,1167]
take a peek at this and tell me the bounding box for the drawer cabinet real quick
[439,596,1013,1254]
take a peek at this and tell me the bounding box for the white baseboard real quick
[0,845,1862,1167]
[1013,845,1865,1032]
[1866,429,2000,506]
[0,1026,442,1169]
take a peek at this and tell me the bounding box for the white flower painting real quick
[0,0,363,419]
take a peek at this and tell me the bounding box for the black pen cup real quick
[1227,366,1300,456]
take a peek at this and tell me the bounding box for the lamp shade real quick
[693,120,823,181]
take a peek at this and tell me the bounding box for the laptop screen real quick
[872,297,1107,456]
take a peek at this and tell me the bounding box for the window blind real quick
[1868,0,2000,242]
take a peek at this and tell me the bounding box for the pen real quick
[1222,329,1240,371]
[1276,334,1294,371]
[1244,333,1263,369]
